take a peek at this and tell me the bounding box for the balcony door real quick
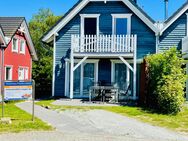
[112,14,132,35]
[80,14,100,36]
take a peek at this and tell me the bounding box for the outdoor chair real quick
[118,84,131,101]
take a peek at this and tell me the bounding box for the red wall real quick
[4,32,32,80]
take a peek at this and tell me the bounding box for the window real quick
[18,67,29,80]
[12,38,18,52]
[112,14,132,35]
[5,66,12,80]
[20,40,25,54]
[18,68,24,80]
[25,68,28,80]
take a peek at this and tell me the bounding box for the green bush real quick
[145,48,186,114]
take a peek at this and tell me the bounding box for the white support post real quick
[133,35,137,100]
[119,56,134,72]
[64,59,70,97]
[73,56,88,71]
[126,66,130,90]
[52,34,58,97]
[70,35,74,99]
[186,63,188,101]
[80,64,83,97]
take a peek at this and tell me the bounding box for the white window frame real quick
[12,37,19,52]
[5,66,13,80]
[20,39,26,54]
[18,66,29,80]
[80,14,100,37]
[111,14,132,35]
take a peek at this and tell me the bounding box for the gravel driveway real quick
[1,101,188,141]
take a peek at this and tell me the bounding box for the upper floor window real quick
[5,66,12,80]
[20,40,25,54]
[112,14,132,35]
[12,38,18,52]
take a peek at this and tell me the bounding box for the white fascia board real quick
[121,0,159,34]
[22,21,38,61]
[0,28,6,46]
[161,4,188,35]
[42,0,90,43]
[42,0,159,42]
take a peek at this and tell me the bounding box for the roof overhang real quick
[21,20,38,61]
[42,0,159,43]
[160,2,188,35]
[0,27,7,47]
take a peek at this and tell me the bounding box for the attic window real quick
[12,38,18,52]
[20,40,25,54]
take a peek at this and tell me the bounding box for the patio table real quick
[89,86,119,103]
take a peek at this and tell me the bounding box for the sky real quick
[0,0,187,22]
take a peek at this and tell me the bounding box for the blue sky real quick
[0,0,187,22]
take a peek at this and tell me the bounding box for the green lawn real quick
[37,100,188,134]
[0,101,53,133]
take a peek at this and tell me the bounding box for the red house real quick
[0,17,38,81]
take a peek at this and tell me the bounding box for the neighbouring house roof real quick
[42,0,159,43]
[160,1,188,34]
[0,25,6,47]
[0,17,38,61]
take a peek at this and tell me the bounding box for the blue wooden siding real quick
[54,1,156,97]
[159,12,187,52]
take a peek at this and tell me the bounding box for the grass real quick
[0,101,53,133]
[37,100,188,134]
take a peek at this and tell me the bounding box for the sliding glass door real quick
[73,61,98,98]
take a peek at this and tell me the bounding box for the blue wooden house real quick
[42,0,159,100]
[157,2,188,100]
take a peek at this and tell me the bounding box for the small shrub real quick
[145,48,186,114]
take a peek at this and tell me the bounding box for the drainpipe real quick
[0,45,4,117]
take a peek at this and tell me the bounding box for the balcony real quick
[71,34,137,57]
[182,36,188,58]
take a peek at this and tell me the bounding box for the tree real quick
[29,9,61,98]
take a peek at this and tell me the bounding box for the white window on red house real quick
[5,66,12,80]
[18,67,29,80]
[20,40,25,54]
[12,38,18,52]
[25,68,29,80]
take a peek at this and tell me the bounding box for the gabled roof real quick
[0,25,6,47]
[42,0,159,43]
[160,1,188,34]
[0,17,38,61]
[0,17,25,37]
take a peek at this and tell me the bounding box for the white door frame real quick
[74,59,99,98]
[80,14,100,37]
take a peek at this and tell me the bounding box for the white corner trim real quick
[42,0,159,43]
[186,13,188,36]
[80,14,100,36]
[161,5,188,35]
[52,34,57,97]
[111,13,132,35]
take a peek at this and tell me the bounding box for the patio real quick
[52,99,120,107]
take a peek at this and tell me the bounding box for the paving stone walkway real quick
[1,101,188,141]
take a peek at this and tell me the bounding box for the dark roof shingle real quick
[0,17,25,37]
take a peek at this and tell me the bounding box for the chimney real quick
[164,0,168,20]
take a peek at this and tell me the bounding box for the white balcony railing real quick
[71,35,137,54]
[182,36,188,54]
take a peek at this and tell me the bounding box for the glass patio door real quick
[114,63,127,91]
[83,63,95,96]
[73,61,98,98]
